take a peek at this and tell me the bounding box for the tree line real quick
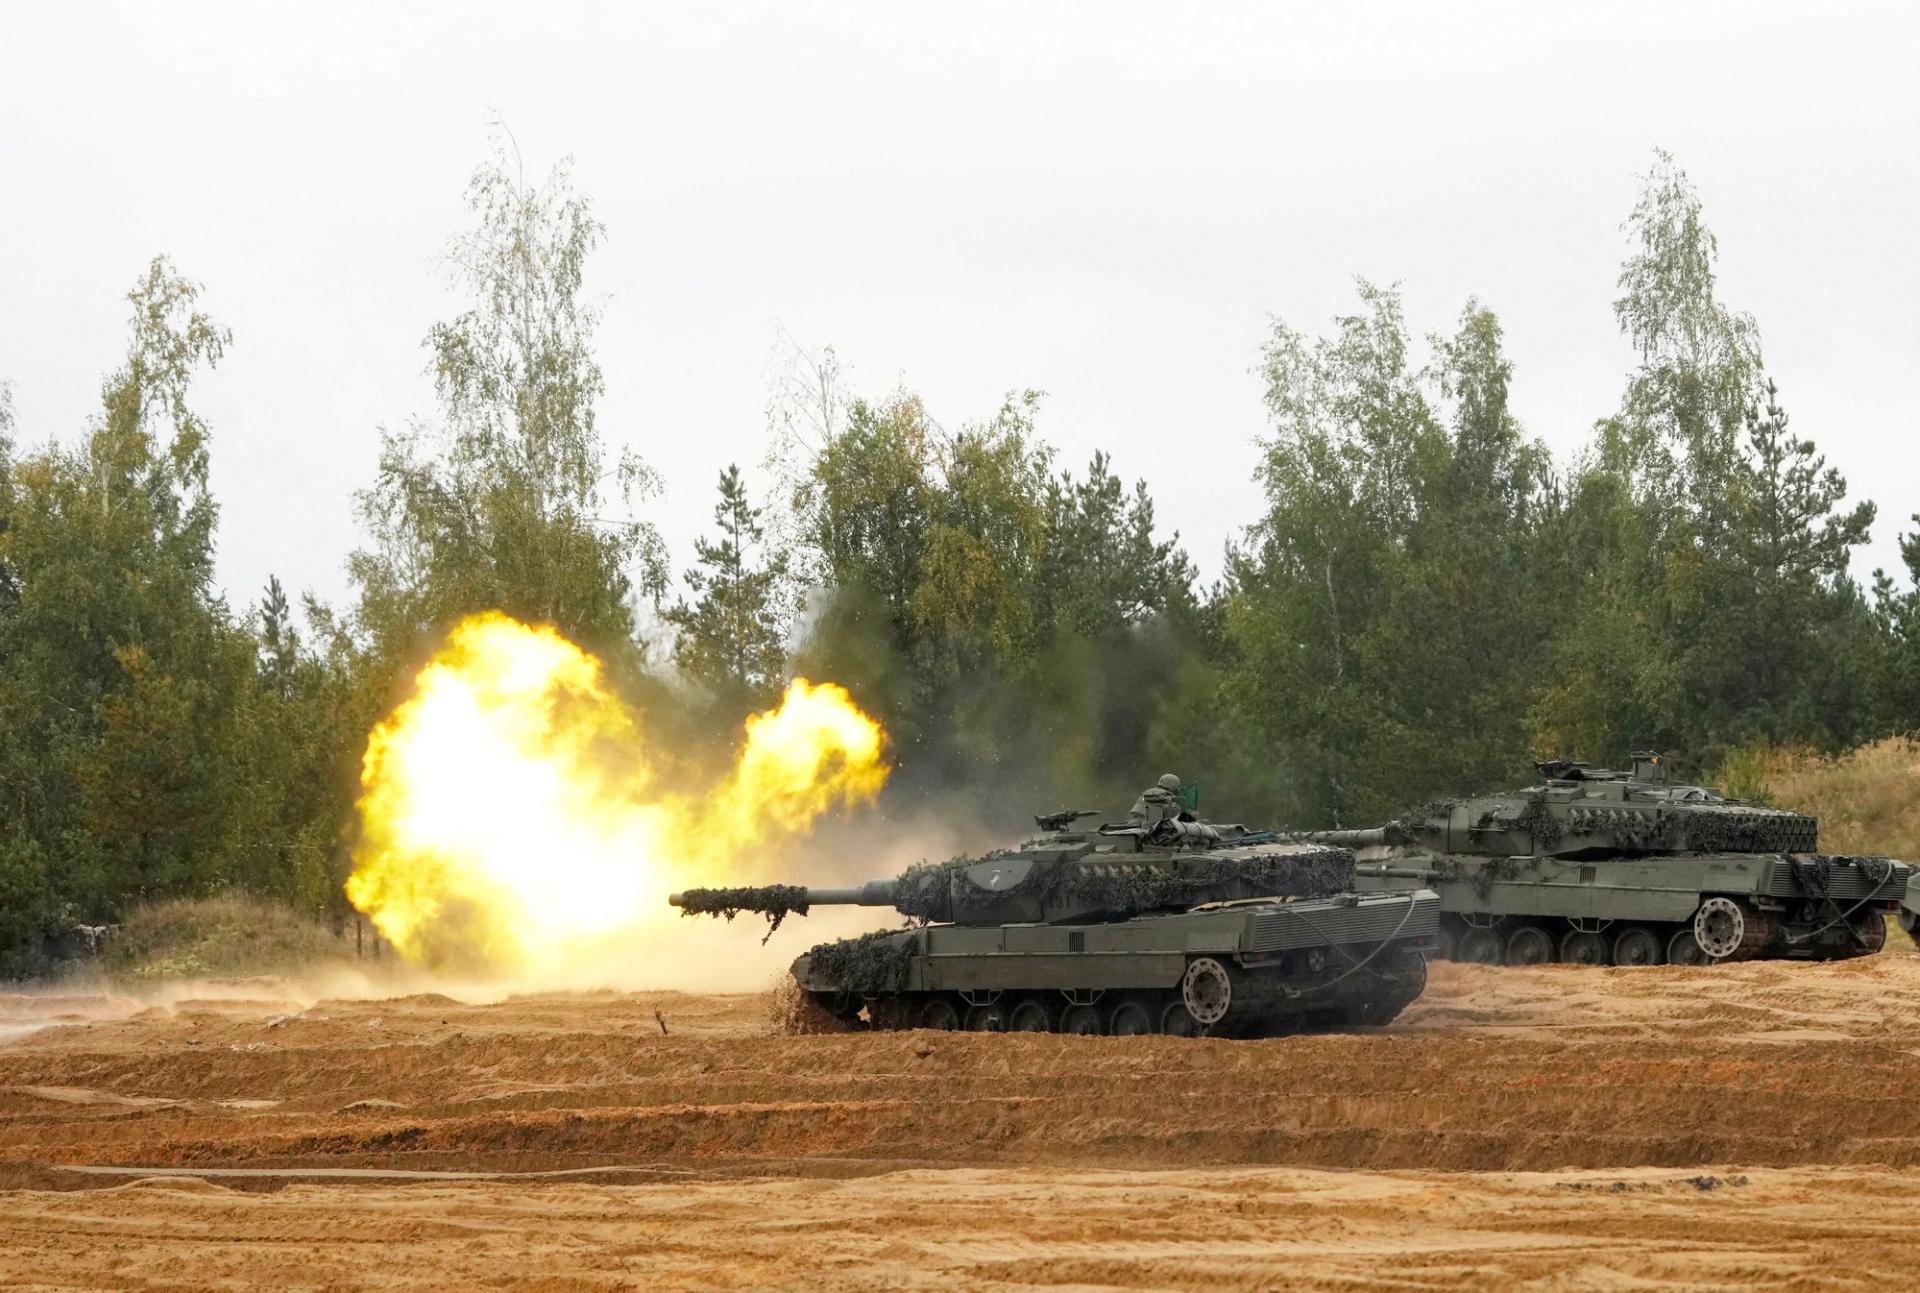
[1,143,1913,973]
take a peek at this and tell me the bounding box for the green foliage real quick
[220,580,366,917]
[0,259,249,943]
[790,386,1211,820]
[5,141,1920,981]
[1610,149,1762,514]
[0,262,357,974]
[1533,156,1875,764]
[912,394,1054,673]
[349,131,665,679]
[101,894,351,982]
[0,836,51,978]
[1711,742,1778,805]
[1224,284,1552,824]
[1869,519,1920,723]
[1038,451,1198,637]
[664,465,790,711]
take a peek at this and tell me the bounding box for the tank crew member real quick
[1129,773,1195,826]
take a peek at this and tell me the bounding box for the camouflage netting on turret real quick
[1559,807,1665,850]
[893,845,1356,921]
[1392,801,1460,844]
[1668,806,1818,854]
[1512,791,1564,850]
[1071,846,1356,911]
[803,929,915,993]
[674,885,811,940]
[1553,805,1817,854]
[893,856,972,923]
[1463,793,1567,850]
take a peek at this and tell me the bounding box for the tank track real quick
[1844,910,1887,957]
[1431,901,1886,967]
[833,948,1430,1038]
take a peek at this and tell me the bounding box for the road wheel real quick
[1006,998,1054,1033]
[1610,925,1663,967]
[918,999,960,1031]
[1159,999,1204,1037]
[1558,929,1607,965]
[1181,957,1234,1028]
[1108,999,1153,1036]
[1694,896,1771,960]
[1459,926,1504,964]
[963,1002,1005,1032]
[1391,947,1428,1005]
[1433,924,1460,961]
[1503,925,1555,965]
[1666,927,1709,966]
[1060,1004,1104,1036]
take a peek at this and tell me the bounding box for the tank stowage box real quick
[1314,754,1913,967]
[672,810,1440,1037]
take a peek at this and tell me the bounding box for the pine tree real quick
[259,575,297,701]
[665,465,790,707]
[1703,380,1875,740]
[1036,451,1196,637]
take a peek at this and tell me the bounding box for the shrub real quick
[101,894,353,981]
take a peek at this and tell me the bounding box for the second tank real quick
[1313,754,1912,966]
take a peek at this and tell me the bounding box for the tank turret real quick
[1326,755,1818,860]
[671,817,1355,931]
[671,809,1438,1038]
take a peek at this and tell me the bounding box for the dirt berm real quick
[1,953,1916,1290]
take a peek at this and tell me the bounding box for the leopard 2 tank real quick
[670,809,1439,1037]
[1314,754,1912,967]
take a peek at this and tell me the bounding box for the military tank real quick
[1312,754,1913,967]
[670,808,1440,1037]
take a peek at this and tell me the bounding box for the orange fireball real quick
[345,611,887,977]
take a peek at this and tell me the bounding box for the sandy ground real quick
[2,953,1917,1291]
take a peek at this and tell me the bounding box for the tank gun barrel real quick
[787,882,898,906]
[1354,861,1437,882]
[668,880,898,914]
[1308,827,1393,848]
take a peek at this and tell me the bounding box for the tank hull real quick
[1352,849,1907,965]
[793,888,1440,1037]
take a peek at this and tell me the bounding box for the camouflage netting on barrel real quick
[674,884,811,939]
[803,929,915,993]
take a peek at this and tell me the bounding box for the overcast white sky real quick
[3,1,1916,619]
